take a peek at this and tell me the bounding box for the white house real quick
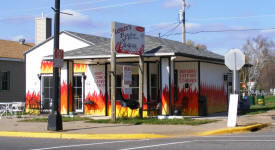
[25,17,230,117]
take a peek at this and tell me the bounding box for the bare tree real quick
[187,40,207,50]
[242,36,275,90]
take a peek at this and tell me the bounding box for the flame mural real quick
[106,94,148,118]
[200,83,227,114]
[40,61,53,73]
[84,91,106,116]
[84,87,148,117]
[174,87,198,116]
[74,64,87,73]
[161,86,169,115]
[25,91,41,114]
[60,81,73,114]
[40,62,87,74]
[60,81,67,114]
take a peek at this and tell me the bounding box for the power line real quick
[1,0,108,14]
[160,22,182,38]
[0,0,159,20]
[145,21,179,34]
[162,27,275,37]
[74,0,160,12]
[188,14,275,21]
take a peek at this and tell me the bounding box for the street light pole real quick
[48,0,63,131]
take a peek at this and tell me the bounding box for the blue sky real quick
[1,0,275,55]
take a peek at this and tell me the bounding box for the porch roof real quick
[44,31,224,62]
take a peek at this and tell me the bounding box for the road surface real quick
[0,130,275,150]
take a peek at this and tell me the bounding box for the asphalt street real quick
[0,130,275,150]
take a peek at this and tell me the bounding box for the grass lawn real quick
[240,95,275,115]
[19,116,216,125]
[85,117,216,126]
[19,116,91,122]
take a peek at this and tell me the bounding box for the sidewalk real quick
[0,110,274,140]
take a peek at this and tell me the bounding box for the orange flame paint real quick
[60,81,68,114]
[161,86,169,115]
[74,64,87,73]
[40,61,53,73]
[174,87,199,116]
[25,91,41,113]
[84,91,106,115]
[106,93,148,118]
[200,83,227,114]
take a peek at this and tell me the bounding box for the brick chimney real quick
[35,13,52,45]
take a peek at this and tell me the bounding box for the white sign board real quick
[123,65,132,85]
[53,49,64,68]
[114,22,145,55]
[225,49,245,71]
[227,94,239,127]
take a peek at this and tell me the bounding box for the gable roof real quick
[0,39,34,59]
[65,31,109,45]
[53,33,224,62]
[24,30,110,55]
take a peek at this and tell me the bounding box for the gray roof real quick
[65,31,109,45]
[45,31,224,62]
[24,30,108,55]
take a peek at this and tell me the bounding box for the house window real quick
[115,75,122,100]
[73,76,83,112]
[130,74,139,101]
[109,74,139,101]
[0,71,10,90]
[42,76,53,110]
[151,74,158,100]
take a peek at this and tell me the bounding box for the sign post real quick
[111,22,145,120]
[48,0,62,131]
[225,48,245,127]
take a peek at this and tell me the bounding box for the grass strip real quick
[19,116,215,125]
[85,117,216,126]
[19,116,91,122]
[240,95,275,115]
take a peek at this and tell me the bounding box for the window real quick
[42,76,53,110]
[130,75,139,101]
[109,74,139,101]
[73,76,83,112]
[150,74,158,100]
[0,72,10,90]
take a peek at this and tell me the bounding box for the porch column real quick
[161,58,170,115]
[170,57,175,115]
[60,60,73,115]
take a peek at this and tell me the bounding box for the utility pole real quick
[182,0,186,44]
[110,22,116,122]
[48,0,63,131]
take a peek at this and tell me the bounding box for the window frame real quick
[0,71,10,91]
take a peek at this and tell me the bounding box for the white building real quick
[24,18,230,117]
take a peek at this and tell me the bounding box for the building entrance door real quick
[73,76,84,113]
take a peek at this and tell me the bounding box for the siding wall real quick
[0,60,25,102]
[200,62,228,114]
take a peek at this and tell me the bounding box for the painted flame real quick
[74,64,87,73]
[40,61,53,73]
[200,83,227,114]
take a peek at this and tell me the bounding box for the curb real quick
[0,124,268,140]
[0,131,169,140]
[198,123,268,136]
